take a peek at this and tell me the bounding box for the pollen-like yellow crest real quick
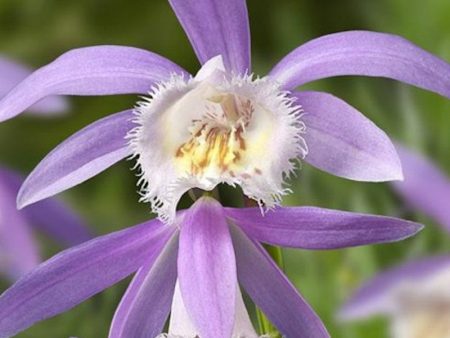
[175,93,253,177]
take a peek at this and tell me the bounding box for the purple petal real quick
[392,144,450,233]
[270,30,450,96]
[0,46,188,123]
[340,255,450,320]
[168,0,250,73]
[226,206,423,250]
[0,55,68,115]
[17,110,134,208]
[0,173,40,280]
[230,225,330,338]
[178,198,237,338]
[0,167,91,246]
[296,91,402,182]
[0,218,174,338]
[109,233,178,338]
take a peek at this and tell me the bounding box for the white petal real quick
[162,281,259,338]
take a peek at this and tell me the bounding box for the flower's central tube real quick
[129,56,307,222]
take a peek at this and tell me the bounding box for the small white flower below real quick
[390,267,450,338]
[129,55,307,223]
[155,281,265,338]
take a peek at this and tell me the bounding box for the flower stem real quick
[242,197,283,337]
[256,244,284,338]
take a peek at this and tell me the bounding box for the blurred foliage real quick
[0,0,449,337]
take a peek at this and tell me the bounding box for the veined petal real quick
[230,225,330,338]
[0,55,68,115]
[270,30,450,96]
[109,233,178,338]
[168,0,251,73]
[392,144,450,232]
[339,255,450,320]
[0,173,40,280]
[178,198,237,338]
[0,166,91,245]
[0,218,174,338]
[294,91,403,182]
[18,110,134,208]
[0,46,188,123]
[227,206,423,250]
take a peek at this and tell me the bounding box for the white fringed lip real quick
[128,55,307,223]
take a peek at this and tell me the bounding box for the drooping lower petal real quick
[178,197,237,338]
[294,91,403,182]
[0,218,173,338]
[109,233,178,338]
[270,30,450,98]
[227,206,423,250]
[18,110,134,208]
[0,46,189,123]
[230,225,330,338]
[0,175,40,280]
[339,255,450,320]
[392,144,450,232]
[168,0,251,73]
[0,55,68,115]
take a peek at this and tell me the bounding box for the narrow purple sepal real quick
[178,198,237,338]
[0,46,188,123]
[340,255,450,320]
[270,31,450,98]
[17,110,134,209]
[295,91,403,182]
[227,206,423,250]
[168,0,251,73]
[392,144,450,233]
[230,225,330,338]
[109,233,178,338]
[0,219,173,338]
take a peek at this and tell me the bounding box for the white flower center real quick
[129,56,307,222]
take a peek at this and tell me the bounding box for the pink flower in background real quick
[0,167,91,280]
[0,54,89,280]
[341,146,450,338]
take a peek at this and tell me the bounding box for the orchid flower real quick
[0,1,449,223]
[0,55,67,115]
[340,146,450,337]
[0,166,91,281]
[0,197,423,338]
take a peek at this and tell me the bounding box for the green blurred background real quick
[0,0,449,337]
